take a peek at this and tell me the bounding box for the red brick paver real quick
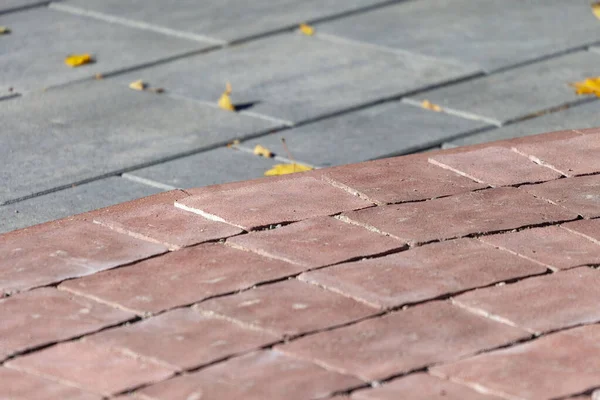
[563,218,600,245]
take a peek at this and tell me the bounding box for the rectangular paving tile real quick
[278,301,528,381]
[341,187,577,245]
[227,217,405,268]
[0,367,101,400]
[563,219,600,245]
[57,0,390,43]
[431,325,600,400]
[87,308,278,370]
[112,33,478,124]
[176,176,373,230]
[243,101,489,167]
[321,153,485,204]
[0,177,162,234]
[408,51,600,125]
[299,238,547,309]
[59,243,305,314]
[0,81,278,204]
[0,7,207,93]
[522,175,600,219]
[480,226,600,270]
[0,219,166,296]
[317,0,600,72]
[139,350,362,400]
[453,267,600,335]
[196,279,377,337]
[0,287,134,361]
[5,341,175,396]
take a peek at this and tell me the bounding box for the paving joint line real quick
[120,174,179,191]
[0,0,50,15]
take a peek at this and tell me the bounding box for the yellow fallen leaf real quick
[570,77,600,97]
[299,23,315,36]
[421,100,443,112]
[226,139,241,148]
[592,2,600,19]
[218,82,235,111]
[0,26,10,35]
[264,163,313,176]
[64,54,92,67]
[129,80,147,91]
[95,73,104,80]
[253,145,273,158]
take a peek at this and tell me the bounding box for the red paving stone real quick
[278,301,528,381]
[59,243,303,315]
[480,225,600,270]
[453,267,600,334]
[321,153,485,204]
[342,187,576,245]
[0,288,134,361]
[86,308,278,370]
[523,174,600,218]
[300,238,547,309]
[196,279,377,336]
[227,216,405,268]
[428,146,562,187]
[351,373,501,399]
[139,350,362,400]
[175,175,373,230]
[0,219,167,296]
[563,218,600,245]
[0,367,101,400]
[431,325,600,399]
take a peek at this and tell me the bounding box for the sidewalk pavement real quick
[1,0,600,233]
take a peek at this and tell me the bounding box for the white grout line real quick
[401,98,503,127]
[121,173,179,191]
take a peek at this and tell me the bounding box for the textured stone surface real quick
[0,288,134,360]
[321,154,485,204]
[279,302,528,381]
[429,147,561,187]
[139,350,362,400]
[453,267,600,334]
[351,373,501,400]
[243,102,488,167]
[342,187,577,245]
[0,219,166,296]
[227,217,405,268]
[0,81,278,204]
[431,325,600,399]
[113,34,478,124]
[0,177,162,234]
[523,175,600,218]
[409,51,600,125]
[87,308,277,370]
[317,0,600,72]
[563,219,600,244]
[176,176,372,230]
[0,367,101,400]
[197,279,377,337]
[0,0,49,13]
[480,226,600,270]
[59,243,303,314]
[300,238,547,309]
[5,341,175,396]
[0,8,206,93]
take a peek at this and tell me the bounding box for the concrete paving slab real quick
[0,81,279,204]
[57,0,391,43]
[112,33,479,124]
[0,0,49,13]
[316,0,600,72]
[243,102,488,167]
[407,51,600,125]
[0,177,161,234]
[126,147,279,189]
[0,7,209,93]
[445,101,600,148]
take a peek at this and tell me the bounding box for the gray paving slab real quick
[0,177,161,234]
[317,0,600,72]
[57,0,390,43]
[113,34,478,124]
[0,7,209,93]
[445,100,600,148]
[0,0,49,13]
[406,51,600,126]
[0,80,279,204]
[243,101,489,167]
[126,147,281,189]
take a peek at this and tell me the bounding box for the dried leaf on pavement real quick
[421,100,443,112]
[0,26,10,35]
[218,82,235,111]
[129,80,147,91]
[253,145,273,158]
[570,77,600,97]
[64,54,93,67]
[264,163,313,176]
[299,23,315,36]
[592,2,600,20]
